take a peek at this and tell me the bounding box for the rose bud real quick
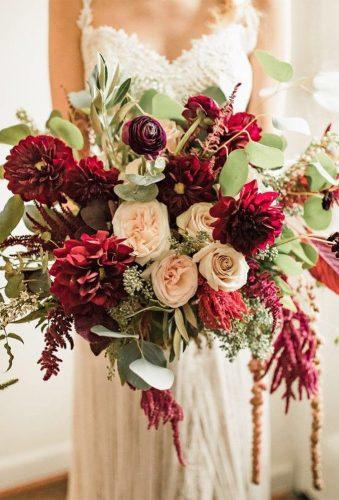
[182,95,220,122]
[122,115,167,158]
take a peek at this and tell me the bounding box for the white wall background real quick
[0,0,338,497]
[0,0,73,490]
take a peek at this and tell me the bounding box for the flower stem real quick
[174,116,202,155]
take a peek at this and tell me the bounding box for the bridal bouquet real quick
[0,53,338,488]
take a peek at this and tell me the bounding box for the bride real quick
[49,1,289,498]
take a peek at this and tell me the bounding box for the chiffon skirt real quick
[68,337,270,500]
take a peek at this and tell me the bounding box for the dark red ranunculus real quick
[158,154,217,219]
[182,95,220,121]
[50,230,134,314]
[210,180,284,255]
[4,135,75,206]
[225,112,262,150]
[64,156,120,205]
[122,115,166,158]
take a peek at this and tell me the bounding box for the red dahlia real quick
[211,180,284,255]
[198,281,248,331]
[4,135,75,206]
[50,230,134,314]
[158,154,217,219]
[65,156,120,205]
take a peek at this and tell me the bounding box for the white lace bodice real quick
[78,0,259,110]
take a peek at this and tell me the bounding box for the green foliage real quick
[151,93,184,122]
[45,109,62,129]
[0,378,19,391]
[274,254,304,276]
[245,140,284,169]
[48,117,84,150]
[0,195,24,243]
[303,196,332,230]
[139,89,158,114]
[255,50,293,82]
[219,149,249,196]
[306,151,337,191]
[201,86,226,105]
[5,274,24,298]
[0,124,30,145]
[260,132,286,151]
[114,183,158,202]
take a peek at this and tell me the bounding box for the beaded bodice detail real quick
[78,0,259,111]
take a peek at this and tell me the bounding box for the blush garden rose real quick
[176,202,216,239]
[193,242,249,292]
[112,200,171,265]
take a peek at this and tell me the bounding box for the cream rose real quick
[193,242,249,292]
[176,202,216,239]
[150,253,198,308]
[159,119,183,154]
[112,200,171,265]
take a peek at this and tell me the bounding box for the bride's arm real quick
[249,0,291,127]
[49,0,84,115]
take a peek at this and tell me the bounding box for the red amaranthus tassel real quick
[265,304,319,412]
[140,388,185,466]
[249,358,267,485]
[38,305,74,380]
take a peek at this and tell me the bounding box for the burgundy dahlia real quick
[182,95,220,121]
[210,180,284,255]
[122,115,166,158]
[4,135,75,206]
[50,230,134,314]
[158,154,217,219]
[64,156,120,205]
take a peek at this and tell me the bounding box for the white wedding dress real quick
[68,1,270,499]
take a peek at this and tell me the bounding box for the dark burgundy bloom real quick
[140,388,185,466]
[328,231,339,258]
[158,154,217,219]
[197,281,247,331]
[74,308,119,355]
[4,135,75,206]
[65,156,120,205]
[182,95,220,121]
[225,112,262,150]
[211,180,284,255]
[265,304,319,413]
[122,115,166,158]
[50,230,134,314]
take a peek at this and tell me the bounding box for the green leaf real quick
[0,378,19,391]
[174,308,189,342]
[300,242,318,269]
[274,254,304,276]
[4,342,14,371]
[45,109,62,129]
[245,140,284,169]
[0,124,30,145]
[0,195,24,243]
[274,276,294,296]
[201,86,226,105]
[5,274,24,298]
[90,325,138,338]
[129,358,174,390]
[7,333,24,344]
[219,149,249,196]
[141,341,167,368]
[26,270,51,294]
[255,50,293,82]
[13,309,45,324]
[151,94,184,122]
[306,151,337,191]
[117,342,150,389]
[303,196,332,230]
[0,165,4,179]
[114,183,158,202]
[125,173,165,186]
[48,117,84,150]
[139,89,158,114]
[182,303,198,329]
[260,132,286,151]
[173,329,182,361]
[111,78,131,106]
[280,295,297,312]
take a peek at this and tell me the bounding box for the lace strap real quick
[77,0,93,31]
[233,0,260,53]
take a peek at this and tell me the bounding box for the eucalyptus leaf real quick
[272,116,311,135]
[274,276,293,296]
[152,94,184,122]
[300,242,318,269]
[280,295,297,312]
[0,124,30,145]
[5,274,24,298]
[245,140,284,169]
[48,117,84,150]
[125,173,165,186]
[139,89,158,114]
[114,183,158,202]
[303,196,332,230]
[117,342,150,389]
[274,254,304,276]
[260,133,286,151]
[255,50,293,82]
[219,149,249,196]
[129,358,174,390]
[0,195,24,243]
[26,270,51,294]
[90,325,138,338]
[45,109,62,129]
[201,86,226,105]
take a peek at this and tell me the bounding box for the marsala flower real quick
[225,112,262,150]
[182,95,220,121]
[158,154,217,219]
[4,135,75,206]
[64,156,120,205]
[50,230,134,314]
[211,180,284,255]
[122,115,166,158]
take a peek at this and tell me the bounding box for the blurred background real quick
[0,1,338,499]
